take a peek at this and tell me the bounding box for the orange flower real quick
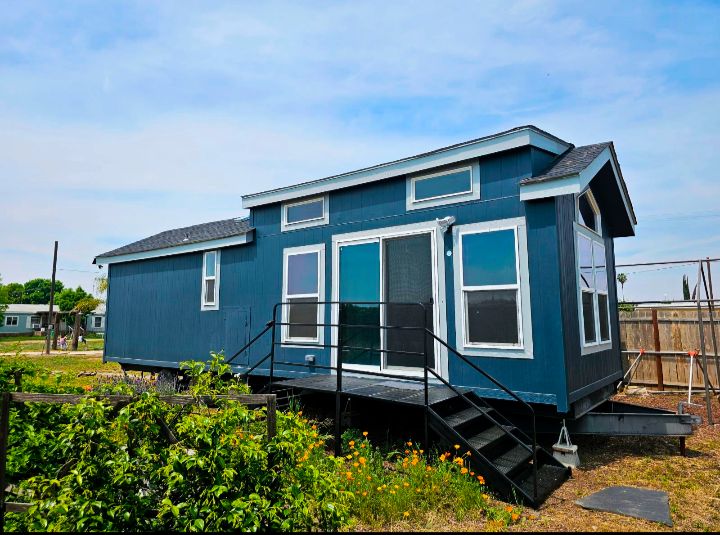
[359,457,366,465]
[361,444,366,449]
[311,424,317,430]
[349,440,355,447]
[353,462,359,468]
[362,431,368,437]
[477,476,485,484]
[297,411,302,416]
[346,471,353,480]
[362,491,367,497]
[407,441,413,447]
[83,385,92,391]
[461,467,468,474]
[405,449,410,454]
[511,513,519,522]
[506,506,513,513]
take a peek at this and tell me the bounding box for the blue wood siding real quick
[0,313,34,334]
[104,145,620,412]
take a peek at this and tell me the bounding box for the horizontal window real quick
[5,316,18,327]
[281,196,328,231]
[407,164,479,210]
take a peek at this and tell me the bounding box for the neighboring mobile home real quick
[84,304,106,334]
[0,304,66,336]
[95,125,635,418]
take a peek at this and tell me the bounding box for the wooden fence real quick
[619,306,720,390]
[0,391,277,531]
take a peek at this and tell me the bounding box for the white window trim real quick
[406,162,480,211]
[576,189,602,236]
[93,316,104,329]
[452,217,533,359]
[576,224,612,354]
[4,316,19,327]
[330,219,448,380]
[281,195,329,232]
[282,243,325,345]
[30,315,41,329]
[201,250,220,311]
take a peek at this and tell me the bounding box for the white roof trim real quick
[242,127,570,208]
[519,147,635,231]
[95,232,253,266]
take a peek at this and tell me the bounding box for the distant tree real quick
[617,272,628,301]
[23,278,64,305]
[4,282,24,304]
[0,275,7,324]
[55,286,91,313]
[95,274,108,295]
[683,275,691,301]
[71,297,102,351]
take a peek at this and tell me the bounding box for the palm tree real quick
[617,272,628,301]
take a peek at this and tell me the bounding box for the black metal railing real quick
[231,300,538,502]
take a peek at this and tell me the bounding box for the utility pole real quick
[44,241,58,355]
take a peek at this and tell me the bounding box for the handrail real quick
[427,330,538,501]
[230,300,538,501]
[226,321,274,365]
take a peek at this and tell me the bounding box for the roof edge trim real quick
[94,230,254,266]
[242,126,570,208]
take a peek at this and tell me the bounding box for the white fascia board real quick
[242,128,570,208]
[519,146,636,231]
[95,232,253,265]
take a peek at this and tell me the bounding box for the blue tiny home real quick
[95,125,636,419]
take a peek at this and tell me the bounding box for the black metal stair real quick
[429,391,570,507]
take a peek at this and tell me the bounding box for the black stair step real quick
[513,464,570,505]
[491,443,534,476]
[444,406,492,428]
[467,425,514,450]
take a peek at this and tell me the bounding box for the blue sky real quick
[1,0,719,299]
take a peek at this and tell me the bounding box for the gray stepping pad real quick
[575,486,672,527]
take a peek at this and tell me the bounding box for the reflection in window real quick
[460,228,521,346]
[202,250,219,308]
[578,232,611,346]
[414,168,472,202]
[284,250,321,342]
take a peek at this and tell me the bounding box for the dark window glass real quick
[582,291,596,343]
[286,199,324,224]
[598,293,610,341]
[466,290,519,345]
[578,235,594,289]
[94,317,102,328]
[287,297,318,339]
[287,252,318,295]
[414,169,472,201]
[384,234,434,369]
[204,279,216,304]
[339,242,380,365]
[578,192,597,231]
[462,229,517,287]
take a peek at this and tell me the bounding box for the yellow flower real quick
[453,444,460,450]
[346,454,353,460]
[311,424,317,430]
[346,471,353,480]
[466,451,472,456]
[394,484,399,490]
[353,451,359,457]
[482,493,489,500]
[349,440,355,447]
[439,453,447,462]
[478,476,485,484]
[390,490,395,495]
[461,467,468,474]
[353,462,359,468]
[362,491,367,497]
[419,449,424,454]
[297,411,302,416]
[403,482,410,487]
[359,457,366,465]
[361,444,366,449]
[362,431,368,437]
[377,486,383,492]
[403,511,410,518]
[366,475,371,481]
[407,441,413,447]
[415,488,421,493]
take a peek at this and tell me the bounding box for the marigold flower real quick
[346,472,353,480]
[416,488,421,493]
[353,462,359,468]
[482,493,489,500]
[362,431,368,436]
[297,411,302,416]
[477,476,485,484]
[359,457,366,465]
[403,511,410,518]
[461,467,468,474]
[362,491,367,497]
[403,482,410,487]
[466,451,472,456]
[361,444,366,449]
[453,444,460,450]
[366,475,371,481]
[511,513,519,522]
[346,454,353,460]
[405,449,410,454]
[407,441,413,446]
[506,506,513,513]
[311,424,317,430]
[377,486,382,492]
[349,440,355,447]
[83,385,92,391]
[419,449,424,454]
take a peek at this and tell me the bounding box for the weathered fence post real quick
[266,395,276,439]
[651,309,664,390]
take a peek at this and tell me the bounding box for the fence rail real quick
[0,391,277,532]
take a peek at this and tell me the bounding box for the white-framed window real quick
[282,244,325,344]
[281,195,329,232]
[407,163,480,210]
[452,217,533,359]
[576,228,611,351]
[30,316,41,329]
[201,250,220,310]
[93,316,103,329]
[577,189,601,235]
[4,316,18,327]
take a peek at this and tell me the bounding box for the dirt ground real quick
[509,391,720,532]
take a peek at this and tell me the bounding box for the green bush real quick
[5,353,351,532]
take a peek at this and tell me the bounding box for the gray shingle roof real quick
[524,142,612,184]
[96,217,252,259]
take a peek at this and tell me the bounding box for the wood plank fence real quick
[619,306,720,390]
[0,391,277,531]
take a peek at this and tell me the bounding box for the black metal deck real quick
[273,374,462,406]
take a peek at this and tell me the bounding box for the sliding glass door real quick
[336,230,437,374]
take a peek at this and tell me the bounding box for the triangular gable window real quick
[577,190,601,235]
